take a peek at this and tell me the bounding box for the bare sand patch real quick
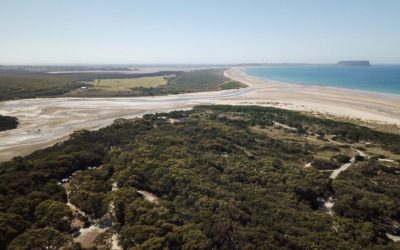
[74,225,106,248]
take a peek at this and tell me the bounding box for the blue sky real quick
[1,0,399,64]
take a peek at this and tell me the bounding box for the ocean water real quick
[245,65,400,95]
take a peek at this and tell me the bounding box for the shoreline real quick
[0,67,399,162]
[233,67,400,98]
[224,67,400,126]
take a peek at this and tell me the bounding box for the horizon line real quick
[1,62,400,67]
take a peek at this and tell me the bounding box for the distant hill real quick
[232,63,311,67]
[337,60,371,66]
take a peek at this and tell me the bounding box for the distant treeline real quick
[69,68,245,97]
[0,68,245,101]
[0,70,177,101]
[0,65,133,72]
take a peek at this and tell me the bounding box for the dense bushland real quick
[0,115,18,131]
[0,105,399,249]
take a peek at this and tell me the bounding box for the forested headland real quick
[0,105,399,249]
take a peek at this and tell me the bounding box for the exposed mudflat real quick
[1,67,399,162]
[0,88,252,161]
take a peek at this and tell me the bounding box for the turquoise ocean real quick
[245,65,400,95]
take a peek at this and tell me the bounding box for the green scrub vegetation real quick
[0,115,18,131]
[0,68,245,101]
[0,105,399,249]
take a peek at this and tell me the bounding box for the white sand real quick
[74,225,106,248]
[224,68,400,125]
[137,190,159,204]
[111,233,122,250]
[387,233,400,242]
[0,67,399,162]
[330,158,355,179]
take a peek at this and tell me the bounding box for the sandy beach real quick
[224,67,400,125]
[0,67,399,162]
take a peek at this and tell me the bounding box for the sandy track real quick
[0,67,399,162]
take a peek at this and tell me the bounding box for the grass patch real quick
[0,68,247,100]
[85,75,173,92]
[220,80,247,90]
[166,68,246,91]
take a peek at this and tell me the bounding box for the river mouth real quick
[0,87,254,162]
[1,68,400,162]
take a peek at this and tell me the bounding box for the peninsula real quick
[337,60,371,66]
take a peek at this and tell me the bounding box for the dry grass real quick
[364,146,400,161]
[86,75,173,92]
[251,126,354,160]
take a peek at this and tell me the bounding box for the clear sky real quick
[1,0,399,65]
